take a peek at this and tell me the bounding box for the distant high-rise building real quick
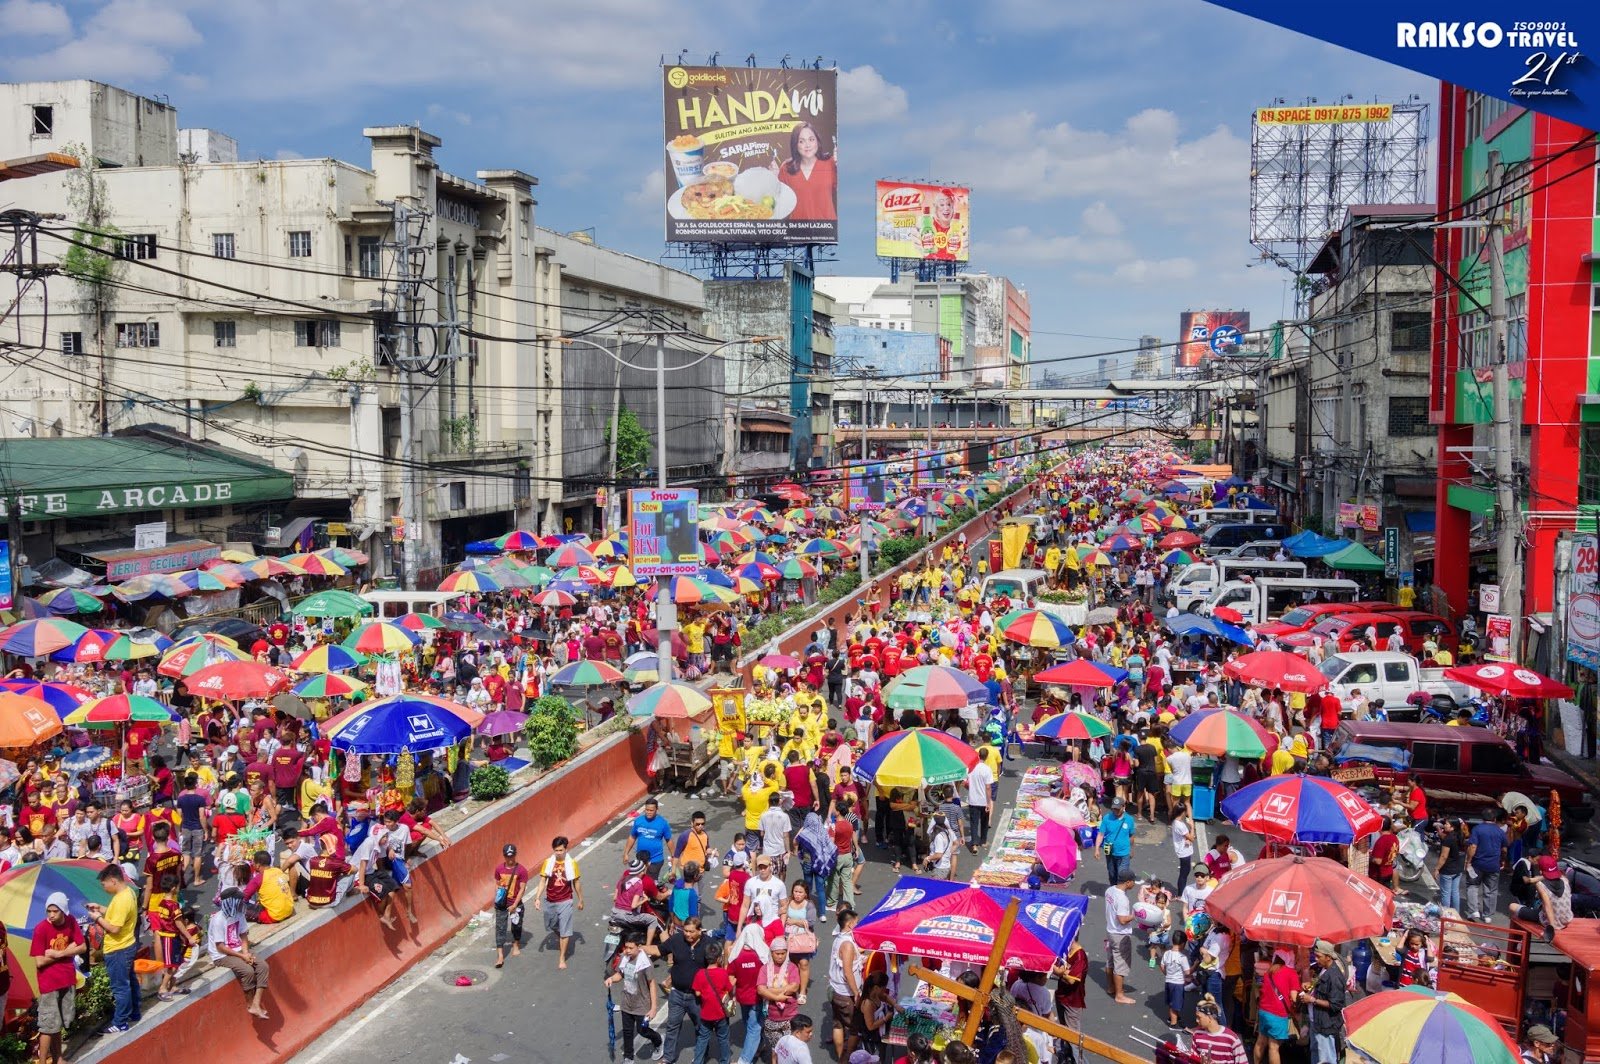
[1134,335,1164,377]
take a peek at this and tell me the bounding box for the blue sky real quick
[0,0,1432,372]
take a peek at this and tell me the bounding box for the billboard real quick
[628,488,700,577]
[1254,104,1394,125]
[663,65,837,246]
[875,181,970,262]
[844,463,887,513]
[1178,310,1251,368]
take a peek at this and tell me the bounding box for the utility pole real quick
[382,200,431,590]
[655,331,676,681]
[1487,150,1522,659]
[605,334,623,533]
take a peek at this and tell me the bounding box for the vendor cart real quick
[663,734,718,792]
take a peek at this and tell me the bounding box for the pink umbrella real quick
[1033,796,1089,829]
[1036,819,1080,880]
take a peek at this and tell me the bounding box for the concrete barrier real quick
[84,728,650,1064]
[737,476,1048,681]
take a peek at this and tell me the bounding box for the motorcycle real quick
[1395,826,1437,893]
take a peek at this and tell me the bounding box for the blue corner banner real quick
[1202,2,1600,130]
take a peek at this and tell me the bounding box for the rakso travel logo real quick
[1396,21,1582,98]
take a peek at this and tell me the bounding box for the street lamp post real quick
[857,365,878,585]
[549,331,776,683]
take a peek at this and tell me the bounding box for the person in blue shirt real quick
[1465,808,1509,922]
[624,797,673,879]
[1098,797,1137,886]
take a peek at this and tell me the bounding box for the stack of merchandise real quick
[969,764,1059,887]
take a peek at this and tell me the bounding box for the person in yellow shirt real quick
[1269,744,1296,775]
[87,865,140,1029]
[250,851,296,923]
[952,565,966,589]
[1396,583,1416,609]
[1043,545,1062,575]
[742,763,781,832]
[897,570,917,601]
[976,556,989,577]
[299,773,334,819]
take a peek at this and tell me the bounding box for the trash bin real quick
[1192,783,1217,821]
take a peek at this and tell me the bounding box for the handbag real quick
[1267,973,1303,1042]
[787,929,819,954]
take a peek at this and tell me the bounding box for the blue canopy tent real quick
[1164,612,1255,647]
[1287,533,1349,558]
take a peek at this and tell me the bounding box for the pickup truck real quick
[1331,721,1594,819]
[1316,651,1475,721]
[981,569,1087,627]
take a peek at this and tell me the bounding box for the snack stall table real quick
[970,764,1062,887]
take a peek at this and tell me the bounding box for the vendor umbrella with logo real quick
[183,660,290,700]
[853,876,1089,971]
[324,692,483,754]
[1202,854,1394,947]
[1223,649,1325,693]
[1219,774,1382,845]
[1442,663,1574,699]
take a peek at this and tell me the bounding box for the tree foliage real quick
[606,404,652,477]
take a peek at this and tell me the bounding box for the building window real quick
[287,231,312,257]
[1391,311,1430,353]
[1458,309,1491,369]
[447,481,466,511]
[213,233,235,259]
[115,234,157,261]
[1583,426,1600,506]
[214,321,237,348]
[1387,395,1430,437]
[114,322,159,348]
[294,319,340,348]
[358,236,382,278]
[60,331,83,356]
[1507,292,1528,363]
[30,105,53,136]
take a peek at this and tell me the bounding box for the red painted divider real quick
[89,729,649,1064]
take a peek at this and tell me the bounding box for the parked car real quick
[1199,578,1361,626]
[1331,721,1593,818]
[1315,652,1477,721]
[1283,610,1454,656]
[1213,541,1292,560]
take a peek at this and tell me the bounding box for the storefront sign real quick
[92,540,220,580]
[1331,765,1375,784]
[1485,613,1513,662]
[1568,535,1600,668]
[1383,526,1399,577]
[628,488,700,577]
[0,540,12,610]
[2,480,255,519]
[133,521,167,551]
[1479,584,1501,613]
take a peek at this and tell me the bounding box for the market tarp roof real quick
[853,876,1089,971]
[0,433,294,520]
[1325,542,1386,571]
[1282,531,1348,557]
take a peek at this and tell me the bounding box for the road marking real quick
[302,809,635,1063]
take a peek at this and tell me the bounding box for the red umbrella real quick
[1204,854,1394,946]
[1223,650,1324,693]
[1442,663,1574,699]
[1033,659,1120,688]
[1212,606,1244,623]
[1157,531,1201,549]
[183,660,289,700]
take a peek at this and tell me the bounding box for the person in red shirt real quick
[1317,689,1342,749]
[784,753,816,812]
[691,960,735,1059]
[22,792,56,839]
[482,672,506,706]
[31,892,87,1063]
[1369,817,1400,888]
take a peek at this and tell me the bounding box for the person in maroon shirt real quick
[32,892,87,1062]
[268,746,304,806]
[1369,818,1399,888]
[297,802,345,857]
[304,834,351,909]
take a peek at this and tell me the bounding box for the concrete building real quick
[531,228,723,532]
[816,274,982,384]
[2,80,545,586]
[1133,335,1165,378]
[1301,205,1438,557]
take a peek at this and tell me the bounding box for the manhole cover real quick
[443,969,489,987]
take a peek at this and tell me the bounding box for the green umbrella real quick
[292,588,374,619]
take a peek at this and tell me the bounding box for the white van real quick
[1186,507,1281,528]
[1168,558,1307,608]
[359,589,466,620]
[980,569,1086,626]
[1199,577,1362,626]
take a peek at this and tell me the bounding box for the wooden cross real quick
[906,898,1152,1064]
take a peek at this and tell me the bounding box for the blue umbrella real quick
[61,745,112,774]
[326,695,477,754]
[1163,614,1255,647]
[697,567,735,589]
[1219,773,1384,844]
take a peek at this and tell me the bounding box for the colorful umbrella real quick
[0,680,92,719]
[1161,549,1195,567]
[1033,659,1121,689]
[776,558,819,581]
[546,543,597,568]
[62,694,177,727]
[1101,532,1141,551]
[0,619,89,657]
[854,876,1088,971]
[247,555,307,579]
[1035,818,1081,880]
[667,577,740,606]
[184,660,290,700]
[314,546,368,568]
[549,660,625,687]
[170,569,236,593]
[1203,854,1394,947]
[50,628,160,664]
[0,859,112,1004]
[477,710,529,737]
[37,588,105,615]
[393,612,447,632]
[1157,531,1201,549]
[290,644,364,673]
[758,653,801,670]
[495,530,543,551]
[158,635,250,678]
[291,673,369,699]
[623,652,661,685]
[853,728,980,788]
[1343,986,1520,1064]
[1033,711,1114,741]
[438,570,501,594]
[884,665,991,712]
[283,552,348,577]
[607,566,641,589]
[736,562,782,583]
[0,693,63,747]
[996,609,1075,649]
[1223,649,1325,693]
[1442,663,1574,699]
[628,682,713,720]
[198,561,261,585]
[1219,773,1382,844]
[530,589,577,608]
[342,621,422,656]
[1167,708,1273,758]
[590,536,628,559]
[796,538,842,557]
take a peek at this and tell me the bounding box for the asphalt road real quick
[294,750,1257,1064]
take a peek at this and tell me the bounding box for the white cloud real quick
[1080,201,1122,236]
[623,168,661,211]
[426,103,473,127]
[988,225,1134,266]
[274,148,304,160]
[7,0,199,79]
[0,0,70,37]
[1105,257,1199,285]
[838,65,908,126]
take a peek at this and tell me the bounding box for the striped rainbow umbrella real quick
[1034,711,1114,741]
[0,680,93,719]
[291,673,369,699]
[171,569,237,592]
[0,619,89,657]
[590,536,628,559]
[495,529,542,551]
[393,612,446,632]
[36,588,105,615]
[549,660,625,687]
[438,570,501,594]
[1161,549,1194,566]
[546,543,597,568]
[52,629,169,664]
[315,546,368,568]
[1167,708,1273,758]
[157,635,249,678]
[667,577,740,606]
[0,860,113,1005]
[290,644,364,673]
[341,621,421,656]
[284,552,347,576]
[248,556,306,579]
[777,558,819,580]
[853,728,980,788]
[530,589,576,608]
[628,681,713,719]
[63,694,177,727]
[607,566,641,589]
[1344,986,1519,1064]
[996,609,1075,649]
[884,665,990,712]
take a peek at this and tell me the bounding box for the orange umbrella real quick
[0,693,63,748]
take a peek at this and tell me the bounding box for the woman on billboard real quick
[769,122,836,221]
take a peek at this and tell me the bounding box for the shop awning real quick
[0,433,294,521]
[1325,542,1387,572]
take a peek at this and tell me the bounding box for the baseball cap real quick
[1313,939,1338,958]
[1528,1025,1559,1045]
[1537,855,1563,880]
[503,844,518,859]
[1111,796,1126,810]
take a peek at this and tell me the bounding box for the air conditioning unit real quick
[265,526,282,542]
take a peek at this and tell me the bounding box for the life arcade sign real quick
[2,480,248,520]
